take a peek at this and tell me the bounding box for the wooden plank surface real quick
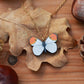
[0,0,84,84]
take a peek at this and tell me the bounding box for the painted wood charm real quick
[29,33,57,56]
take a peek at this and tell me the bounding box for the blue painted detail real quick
[42,42,46,53]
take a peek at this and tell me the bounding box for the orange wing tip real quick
[29,37,37,45]
[49,33,57,41]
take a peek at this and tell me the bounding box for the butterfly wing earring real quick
[29,33,58,56]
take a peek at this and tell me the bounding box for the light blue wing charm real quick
[45,43,57,53]
[29,37,44,56]
[45,33,58,53]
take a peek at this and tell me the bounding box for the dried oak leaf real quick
[0,0,77,71]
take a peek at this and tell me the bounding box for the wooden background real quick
[0,0,84,84]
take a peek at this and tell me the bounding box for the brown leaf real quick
[0,0,77,71]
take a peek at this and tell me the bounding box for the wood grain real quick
[0,0,84,84]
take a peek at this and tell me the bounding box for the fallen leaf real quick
[0,0,77,71]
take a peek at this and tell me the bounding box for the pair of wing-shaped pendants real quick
[29,33,58,56]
